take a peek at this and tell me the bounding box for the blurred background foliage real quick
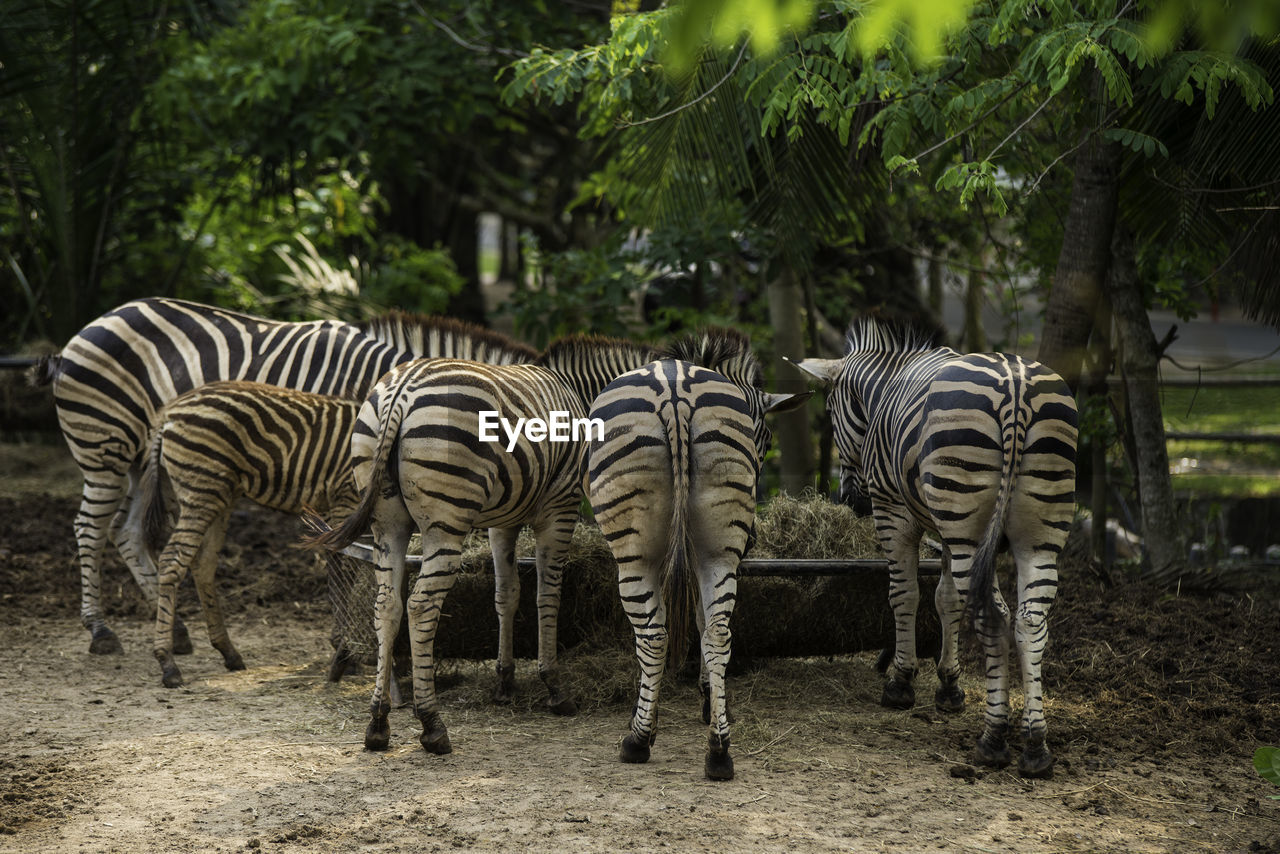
[3,1,1279,562]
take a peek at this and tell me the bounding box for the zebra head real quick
[657,328,811,463]
[793,316,943,512]
[791,353,870,502]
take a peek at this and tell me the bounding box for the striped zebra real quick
[587,329,809,780]
[139,381,361,688]
[33,297,535,655]
[309,336,654,754]
[795,317,1077,779]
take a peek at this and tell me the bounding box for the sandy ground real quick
[1,440,1278,853]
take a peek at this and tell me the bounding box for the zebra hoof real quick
[492,663,516,705]
[547,695,578,717]
[172,621,194,656]
[161,666,184,689]
[364,719,390,751]
[934,681,965,713]
[705,735,734,781]
[973,736,1012,769]
[705,750,734,781]
[420,727,452,755]
[619,734,651,764]
[89,627,123,656]
[1018,744,1055,779]
[222,653,246,672]
[880,679,915,710]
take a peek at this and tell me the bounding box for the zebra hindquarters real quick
[590,430,675,766]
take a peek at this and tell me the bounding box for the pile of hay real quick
[751,491,880,559]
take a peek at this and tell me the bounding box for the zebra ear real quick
[762,390,813,414]
[788,357,842,385]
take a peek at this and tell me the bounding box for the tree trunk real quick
[1109,225,1186,583]
[767,267,812,495]
[927,254,944,319]
[963,264,987,352]
[1037,129,1121,392]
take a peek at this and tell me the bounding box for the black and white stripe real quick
[588,329,809,780]
[797,317,1077,779]
[34,297,535,654]
[311,336,654,754]
[139,381,362,688]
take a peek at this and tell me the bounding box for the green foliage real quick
[504,237,642,347]
[665,0,818,69]
[1254,747,1280,798]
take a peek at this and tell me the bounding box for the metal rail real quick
[337,541,944,576]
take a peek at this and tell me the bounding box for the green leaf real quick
[1256,747,1280,791]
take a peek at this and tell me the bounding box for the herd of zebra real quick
[33,296,1077,782]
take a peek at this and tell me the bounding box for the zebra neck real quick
[541,343,654,409]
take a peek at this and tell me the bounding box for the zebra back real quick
[536,335,657,411]
[141,381,361,558]
[360,311,538,367]
[50,297,533,471]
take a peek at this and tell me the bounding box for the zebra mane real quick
[360,311,538,365]
[655,327,763,389]
[536,334,655,370]
[843,315,943,355]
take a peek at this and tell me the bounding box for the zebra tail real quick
[140,426,168,562]
[967,367,1024,637]
[305,378,408,553]
[28,354,61,388]
[660,398,698,672]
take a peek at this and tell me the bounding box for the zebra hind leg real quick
[75,478,127,655]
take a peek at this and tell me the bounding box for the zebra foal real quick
[310,336,654,754]
[588,329,809,780]
[34,297,534,655]
[796,317,1077,778]
[140,381,363,688]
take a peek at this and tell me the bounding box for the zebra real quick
[794,316,1077,779]
[139,381,362,688]
[32,297,536,655]
[587,329,810,780]
[308,335,655,754]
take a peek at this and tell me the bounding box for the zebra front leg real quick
[489,526,520,705]
[405,548,461,755]
[933,567,965,713]
[153,535,196,688]
[533,519,577,716]
[189,511,244,673]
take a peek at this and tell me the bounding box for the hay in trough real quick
[327,494,943,665]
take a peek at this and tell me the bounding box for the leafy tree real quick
[505,1,1278,566]
[0,0,235,347]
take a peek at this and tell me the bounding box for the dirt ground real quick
[1,439,1279,853]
